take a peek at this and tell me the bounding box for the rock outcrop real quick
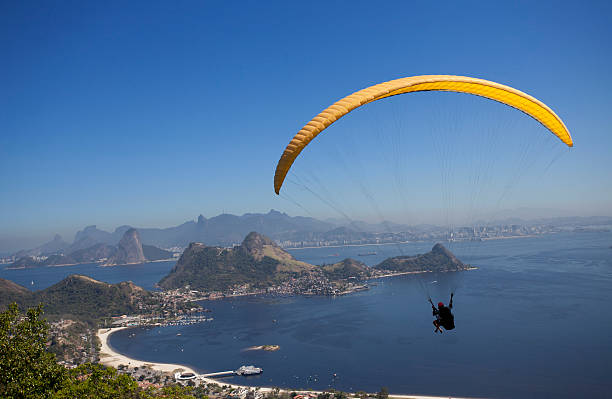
[375,243,470,272]
[104,229,145,265]
[158,232,313,291]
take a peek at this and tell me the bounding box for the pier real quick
[176,365,263,382]
[201,370,235,377]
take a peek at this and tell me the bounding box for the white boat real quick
[235,365,263,375]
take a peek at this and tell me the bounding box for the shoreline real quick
[282,233,556,250]
[97,327,475,399]
[97,327,197,375]
[5,258,176,271]
[208,268,477,301]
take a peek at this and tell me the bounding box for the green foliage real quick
[157,384,197,398]
[53,363,142,399]
[0,303,68,399]
[0,278,33,310]
[36,276,150,323]
[0,304,202,399]
[375,244,466,272]
[0,276,152,324]
[159,244,288,291]
[321,259,371,280]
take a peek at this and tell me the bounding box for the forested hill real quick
[0,275,151,322]
[321,258,373,280]
[374,243,470,272]
[0,278,33,307]
[158,231,315,291]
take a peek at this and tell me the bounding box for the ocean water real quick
[0,260,177,291]
[105,232,612,399]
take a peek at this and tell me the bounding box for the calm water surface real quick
[104,232,612,399]
[0,260,176,290]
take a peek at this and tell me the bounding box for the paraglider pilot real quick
[429,293,455,333]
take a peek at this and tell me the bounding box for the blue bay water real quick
[3,233,612,397]
[0,260,177,291]
[107,232,612,399]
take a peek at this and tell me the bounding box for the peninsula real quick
[159,231,471,297]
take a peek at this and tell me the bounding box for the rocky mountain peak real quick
[105,228,145,265]
[431,243,460,263]
[241,231,277,253]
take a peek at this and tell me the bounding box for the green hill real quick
[375,243,470,272]
[158,231,314,291]
[321,258,373,280]
[0,278,33,307]
[36,275,150,321]
[0,275,151,323]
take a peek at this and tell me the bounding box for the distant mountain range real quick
[8,210,612,257]
[9,229,172,268]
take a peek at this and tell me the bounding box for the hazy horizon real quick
[2,1,611,251]
[2,207,611,254]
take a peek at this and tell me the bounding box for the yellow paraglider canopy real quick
[274,75,572,194]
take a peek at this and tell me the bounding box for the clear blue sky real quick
[1,0,611,248]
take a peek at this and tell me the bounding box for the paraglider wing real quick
[274,75,573,194]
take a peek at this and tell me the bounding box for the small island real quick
[245,345,280,351]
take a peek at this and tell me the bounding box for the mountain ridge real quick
[0,275,150,322]
[158,231,315,292]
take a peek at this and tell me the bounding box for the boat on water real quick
[358,252,377,256]
[235,365,263,376]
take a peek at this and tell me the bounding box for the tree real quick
[0,303,68,398]
[376,387,389,399]
[155,384,196,398]
[53,363,143,399]
[0,303,197,399]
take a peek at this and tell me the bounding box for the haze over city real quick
[2,1,612,250]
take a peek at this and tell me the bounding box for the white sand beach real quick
[97,327,196,375]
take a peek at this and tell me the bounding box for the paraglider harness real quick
[429,293,455,333]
